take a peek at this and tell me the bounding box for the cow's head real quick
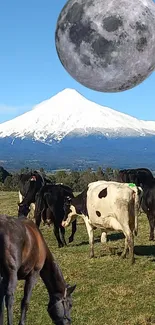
[62,197,77,228]
[18,203,30,218]
[19,170,45,205]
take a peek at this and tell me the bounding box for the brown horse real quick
[0,215,76,325]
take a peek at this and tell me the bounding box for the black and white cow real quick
[62,180,143,264]
[18,180,77,248]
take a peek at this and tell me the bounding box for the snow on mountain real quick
[0,88,155,143]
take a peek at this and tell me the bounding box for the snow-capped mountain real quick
[0,88,155,171]
[1,88,155,142]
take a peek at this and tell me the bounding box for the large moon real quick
[55,0,155,92]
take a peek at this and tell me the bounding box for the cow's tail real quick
[133,186,143,236]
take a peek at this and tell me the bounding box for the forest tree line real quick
[0,166,120,192]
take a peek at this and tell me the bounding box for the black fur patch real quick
[73,188,88,217]
[98,188,107,199]
[96,210,101,217]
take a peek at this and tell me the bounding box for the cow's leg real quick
[59,225,67,246]
[18,271,39,325]
[147,212,155,241]
[53,224,64,248]
[35,212,42,228]
[5,271,17,325]
[47,204,64,248]
[121,227,134,264]
[28,203,35,220]
[83,217,94,258]
[127,232,134,264]
[121,236,129,259]
[100,230,107,244]
[68,220,77,243]
[18,191,23,203]
[41,208,47,226]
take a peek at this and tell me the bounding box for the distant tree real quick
[104,167,114,181]
[96,167,105,180]
[0,182,4,190]
[69,171,81,191]
[47,173,56,184]
[78,168,97,190]
[0,166,11,183]
[55,170,68,184]
[11,173,20,190]
[113,169,119,181]
[39,167,45,174]
[20,166,30,174]
[4,176,13,190]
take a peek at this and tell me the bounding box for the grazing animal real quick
[18,170,48,219]
[18,183,77,248]
[117,168,153,187]
[0,214,76,325]
[62,181,142,264]
[141,180,155,241]
[117,168,155,240]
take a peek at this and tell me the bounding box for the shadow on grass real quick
[107,232,124,241]
[134,245,155,258]
[75,237,100,247]
[73,232,125,247]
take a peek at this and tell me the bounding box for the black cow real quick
[118,168,154,187]
[18,170,51,204]
[141,180,155,241]
[18,182,77,248]
[18,170,52,221]
[117,168,155,240]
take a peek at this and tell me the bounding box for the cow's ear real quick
[30,176,37,181]
[66,284,76,297]
[64,196,71,204]
[66,196,72,202]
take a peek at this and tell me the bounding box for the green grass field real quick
[1,191,155,325]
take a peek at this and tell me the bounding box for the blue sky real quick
[0,0,155,123]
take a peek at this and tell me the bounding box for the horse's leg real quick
[59,224,67,246]
[68,220,77,243]
[53,223,64,248]
[18,271,39,325]
[0,276,6,325]
[5,271,17,325]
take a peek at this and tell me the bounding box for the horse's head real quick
[18,203,30,218]
[47,284,76,325]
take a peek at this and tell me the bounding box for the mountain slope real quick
[0,88,155,171]
[1,88,155,143]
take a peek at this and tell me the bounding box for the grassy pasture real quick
[0,191,155,325]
